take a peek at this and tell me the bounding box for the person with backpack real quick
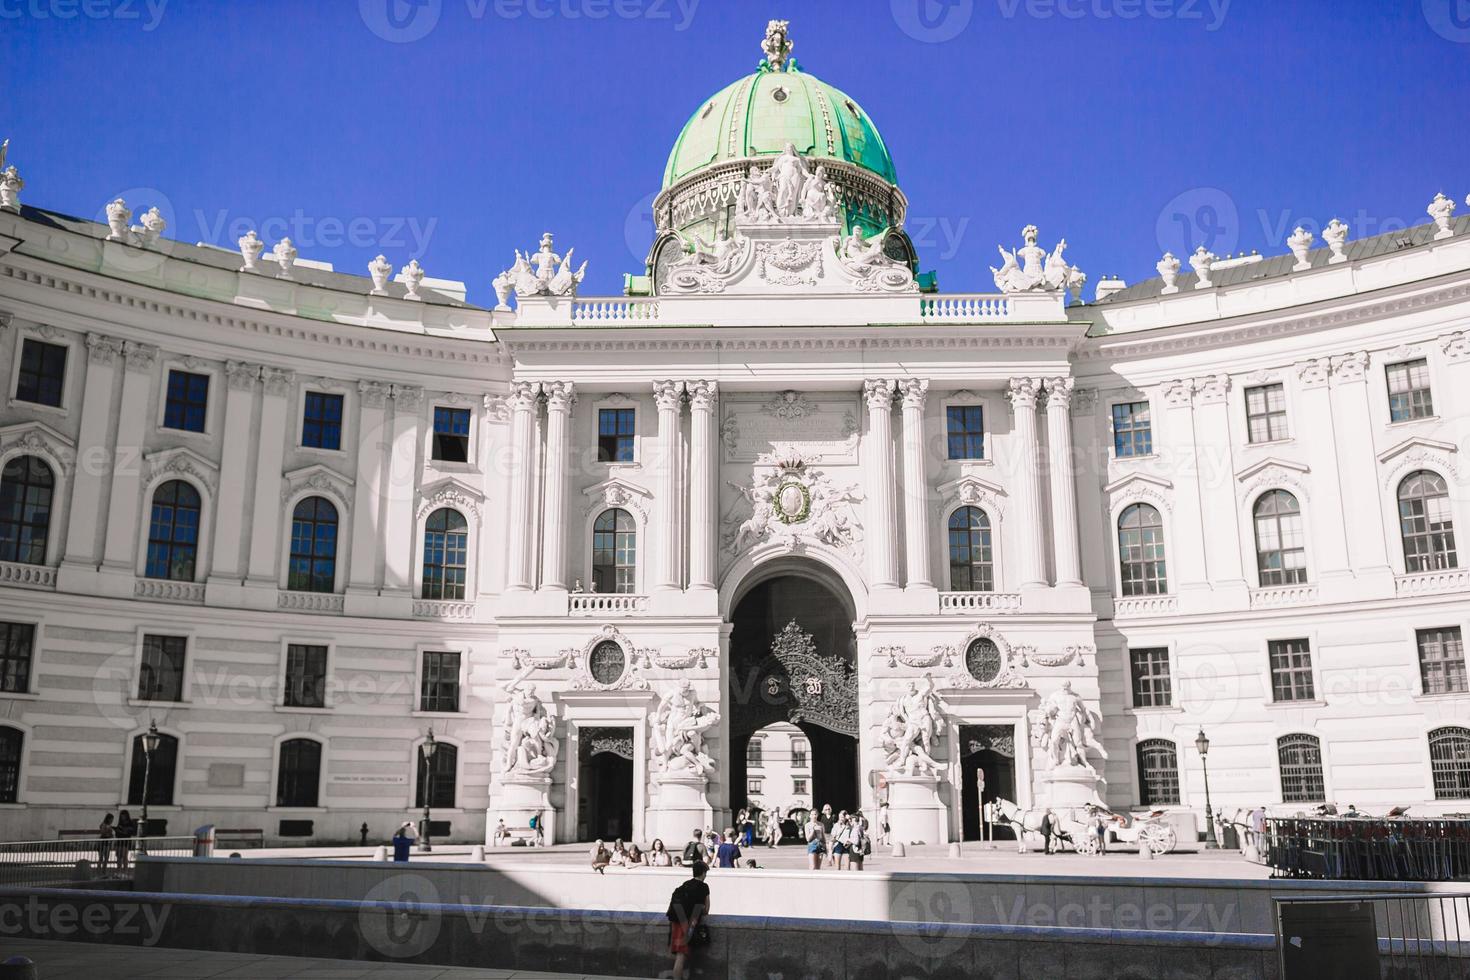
[666,861,710,980]
[679,827,707,867]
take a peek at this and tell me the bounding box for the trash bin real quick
[194,824,216,858]
[392,834,412,862]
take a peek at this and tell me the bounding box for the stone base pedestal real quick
[646,772,712,845]
[489,774,555,845]
[884,773,947,845]
[1038,765,1105,808]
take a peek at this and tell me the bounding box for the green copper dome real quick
[662,66,897,190]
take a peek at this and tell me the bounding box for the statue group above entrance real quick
[500,684,559,776]
[1031,681,1108,773]
[651,680,720,777]
[736,144,839,225]
[723,447,863,557]
[875,674,952,777]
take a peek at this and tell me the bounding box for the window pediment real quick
[417,477,484,521]
[144,446,219,493]
[0,420,75,475]
[1235,458,1310,502]
[582,477,652,517]
[1104,472,1173,513]
[281,463,353,509]
[938,475,1008,514]
[1377,437,1460,490]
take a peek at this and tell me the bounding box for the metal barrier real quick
[1275,894,1470,979]
[0,837,196,887]
[1265,817,1470,880]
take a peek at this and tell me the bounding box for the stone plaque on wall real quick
[720,391,860,462]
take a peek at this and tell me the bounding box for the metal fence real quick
[0,836,196,887]
[1265,817,1470,880]
[1276,894,1470,979]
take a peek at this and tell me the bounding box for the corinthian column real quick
[504,381,540,591]
[1006,377,1047,588]
[1044,377,1083,586]
[898,379,932,588]
[864,379,899,589]
[653,380,685,591]
[539,381,575,591]
[687,380,718,590]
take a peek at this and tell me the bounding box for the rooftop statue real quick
[991,225,1084,294]
[834,226,917,292]
[501,685,558,776]
[735,147,840,226]
[760,19,793,72]
[498,231,587,299]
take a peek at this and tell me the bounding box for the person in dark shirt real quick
[667,861,710,980]
[715,829,742,868]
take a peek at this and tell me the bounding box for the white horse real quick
[993,798,1068,853]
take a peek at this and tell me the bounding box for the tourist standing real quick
[680,827,708,867]
[804,812,826,870]
[831,812,852,870]
[878,802,890,847]
[768,805,783,848]
[114,810,136,870]
[530,810,545,847]
[649,839,673,867]
[849,813,868,871]
[667,862,710,980]
[96,813,115,871]
[715,829,742,869]
[1039,809,1056,855]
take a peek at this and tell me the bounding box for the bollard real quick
[0,955,37,980]
[948,842,962,859]
[891,841,906,858]
[470,845,486,862]
[372,845,388,862]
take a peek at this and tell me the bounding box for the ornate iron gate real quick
[731,620,858,738]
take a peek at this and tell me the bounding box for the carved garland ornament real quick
[934,623,1029,690]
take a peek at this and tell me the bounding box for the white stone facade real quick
[0,85,1468,846]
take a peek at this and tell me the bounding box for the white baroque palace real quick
[0,25,1468,845]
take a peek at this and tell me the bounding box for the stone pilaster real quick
[687,380,719,590]
[1044,377,1083,586]
[244,367,296,594]
[98,342,157,588]
[1005,377,1047,589]
[539,381,575,591]
[863,379,899,589]
[504,381,540,592]
[652,380,685,591]
[898,379,931,589]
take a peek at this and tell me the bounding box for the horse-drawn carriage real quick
[994,798,1179,855]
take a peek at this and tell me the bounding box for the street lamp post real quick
[140,720,160,840]
[419,728,437,853]
[1195,728,1218,849]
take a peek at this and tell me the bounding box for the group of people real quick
[800,804,873,870]
[588,837,676,871]
[94,810,139,871]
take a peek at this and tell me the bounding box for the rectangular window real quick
[431,407,471,463]
[747,778,763,795]
[301,392,344,451]
[792,778,808,796]
[163,370,210,432]
[791,741,808,768]
[1111,401,1152,457]
[284,644,329,708]
[1269,639,1316,702]
[138,634,187,702]
[597,408,636,462]
[419,651,461,712]
[1245,383,1289,443]
[1129,647,1173,708]
[14,339,67,408]
[746,740,763,768]
[1386,358,1434,422]
[0,622,35,694]
[1418,627,1467,696]
[945,405,985,460]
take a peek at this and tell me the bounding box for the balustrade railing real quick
[413,598,477,620]
[938,591,1022,613]
[277,591,345,613]
[1248,583,1318,609]
[1113,594,1178,617]
[571,299,661,323]
[920,295,1011,321]
[568,593,649,614]
[0,561,56,589]
[134,579,206,603]
[1396,568,1470,597]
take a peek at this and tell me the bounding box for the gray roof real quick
[14,205,483,310]
[1087,212,1470,306]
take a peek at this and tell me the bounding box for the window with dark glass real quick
[276,738,322,807]
[126,730,178,806]
[432,407,471,463]
[419,651,461,713]
[1278,734,1325,803]
[1386,358,1434,422]
[592,508,636,593]
[1111,401,1152,458]
[287,497,338,593]
[792,777,808,795]
[747,777,763,795]
[415,741,457,808]
[1136,739,1180,805]
[1269,639,1315,702]
[597,408,636,462]
[1118,503,1167,596]
[145,480,201,581]
[791,740,808,768]
[14,339,67,408]
[948,506,993,591]
[945,405,984,460]
[746,739,763,768]
[0,456,53,565]
[1398,471,1457,572]
[163,370,210,432]
[1129,647,1173,708]
[1244,383,1289,443]
[0,621,35,695]
[1429,727,1470,800]
[284,643,329,708]
[1417,627,1467,696]
[1254,490,1307,586]
[301,392,344,451]
[0,727,20,803]
[138,634,187,702]
[421,508,468,600]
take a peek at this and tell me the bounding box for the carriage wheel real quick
[1142,823,1177,855]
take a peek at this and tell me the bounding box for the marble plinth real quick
[884,773,947,845]
[489,774,555,845]
[646,771,713,845]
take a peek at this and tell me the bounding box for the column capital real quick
[898,378,928,409]
[86,333,125,366]
[1192,372,1230,405]
[1295,357,1331,389]
[543,380,576,411]
[122,341,158,372]
[863,378,895,411]
[262,366,296,398]
[358,379,392,408]
[507,380,540,411]
[1160,378,1194,408]
[1005,376,1040,410]
[653,379,684,411]
[687,379,719,411]
[1330,351,1370,383]
[392,383,424,410]
[1043,376,1074,410]
[225,360,261,390]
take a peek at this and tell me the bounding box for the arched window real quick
[0,456,54,565]
[276,738,323,808]
[126,731,179,807]
[1136,739,1180,806]
[1117,503,1167,596]
[415,741,457,809]
[145,480,201,581]
[592,509,636,594]
[0,726,21,803]
[1398,471,1457,572]
[1277,734,1324,804]
[421,508,468,600]
[1429,727,1470,800]
[1253,490,1306,586]
[947,506,994,591]
[288,497,338,593]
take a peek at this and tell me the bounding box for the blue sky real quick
[3,0,1468,303]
